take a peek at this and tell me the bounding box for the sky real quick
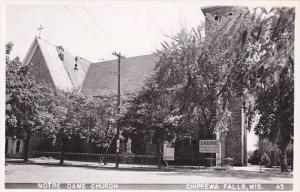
[6,2,205,62]
[5,1,258,152]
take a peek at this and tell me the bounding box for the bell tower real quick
[201,6,248,166]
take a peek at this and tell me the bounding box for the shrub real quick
[261,153,271,167]
[248,149,260,165]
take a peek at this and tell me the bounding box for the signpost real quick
[163,141,175,161]
[199,140,221,167]
[199,140,220,153]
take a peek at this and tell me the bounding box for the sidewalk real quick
[6,157,210,171]
[5,157,293,177]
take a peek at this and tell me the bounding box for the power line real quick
[82,6,118,49]
[63,5,114,50]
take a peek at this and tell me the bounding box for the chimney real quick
[57,46,64,61]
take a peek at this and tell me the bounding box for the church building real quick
[6,6,247,166]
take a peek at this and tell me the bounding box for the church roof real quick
[24,37,158,95]
[81,54,158,95]
[23,37,73,90]
[61,50,91,89]
[23,37,92,90]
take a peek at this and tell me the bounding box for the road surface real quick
[5,163,293,184]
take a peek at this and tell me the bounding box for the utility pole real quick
[112,51,125,168]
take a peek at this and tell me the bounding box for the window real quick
[16,140,21,153]
[214,15,219,21]
[228,13,233,16]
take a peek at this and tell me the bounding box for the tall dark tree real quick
[122,83,186,168]
[49,91,88,164]
[232,8,294,172]
[82,94,118,163]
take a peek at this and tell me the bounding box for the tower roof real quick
[201,6,247,16]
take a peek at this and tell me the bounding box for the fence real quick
[28,151,233,167]
[28,151,158,165]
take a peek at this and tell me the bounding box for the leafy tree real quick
[153,24,239,140]
[163,7,294,172]
[230,7,294,172]
[6,43,123,164]
[6,42,55,161]
[139,7,294,172]
[122,9,251,166]
[80,94,118,164]
[49,90,90,164]
[248,149,260,165]
[122,84,185,168]
[46,91,120,164]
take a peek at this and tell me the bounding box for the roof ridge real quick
[92,53,156,65]
[38,37,58,48]
[39,37,93,64]
[63,49,93,64]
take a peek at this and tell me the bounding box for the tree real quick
[231,8,294,172]
[81,94,118,164]
[122,84,185,168]
[122,9,250,166]
[6,42,55,161]
[49,90,90,164]
[153,25,239,140]
[248,149,260,165]
[170,7,294,172]
[141,7,294,172]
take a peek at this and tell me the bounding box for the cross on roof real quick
[37,25,44,38]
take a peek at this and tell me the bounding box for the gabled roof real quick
[24,37,158,95]
[23,37,91,90]
[81,54,158,95]
[23,37,73,90]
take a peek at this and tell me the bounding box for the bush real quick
[261,153,272,167]
[248,149,260,165]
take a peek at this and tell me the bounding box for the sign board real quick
[199,140,220,153]
[163,141,175,161]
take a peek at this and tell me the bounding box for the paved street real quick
[5,163,292,184]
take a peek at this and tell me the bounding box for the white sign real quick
[199,140,220,153]
[163,141,175,161]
